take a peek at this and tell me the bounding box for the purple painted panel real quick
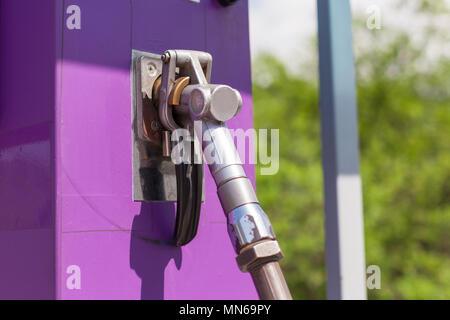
[1,0,257,299]
[61,0,131,68]
[0,0,56,131]
[58,0,257,299]
[0,229,55,299]
[0,0,56,299]
[61,220,254,299]
[0,123,53,230]
[59,61,134,231]
[131,0,206,54]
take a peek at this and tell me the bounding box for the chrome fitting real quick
[227,203,276,252]
[218,177,258,213]
[213,164,246,187]
[178,84,242,123]
[236,239,283,272]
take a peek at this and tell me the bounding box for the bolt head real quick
[150,120,160,131]
[236,240,283,272]
[161,52,170,63]
[147,62,157,76]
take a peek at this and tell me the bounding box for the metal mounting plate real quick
[131,50,177,202]
[131,49,204,202]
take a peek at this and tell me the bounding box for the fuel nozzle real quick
[154,50,292,300]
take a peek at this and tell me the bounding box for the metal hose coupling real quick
[227,203,275,253]
[224,195,291,300]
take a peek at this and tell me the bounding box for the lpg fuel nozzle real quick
[154,50,292,300]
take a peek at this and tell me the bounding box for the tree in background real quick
[252,1,450,299]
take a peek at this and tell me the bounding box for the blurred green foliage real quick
[252,5,450,300]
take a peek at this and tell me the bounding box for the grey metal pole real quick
[317,0,367,300]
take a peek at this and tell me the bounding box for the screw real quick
[151,120,160,131]
[147,63,157,76]
[161,52,170,63]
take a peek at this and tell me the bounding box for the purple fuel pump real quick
[0,0,278,300]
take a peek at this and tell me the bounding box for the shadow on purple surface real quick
[130,202,182,300]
